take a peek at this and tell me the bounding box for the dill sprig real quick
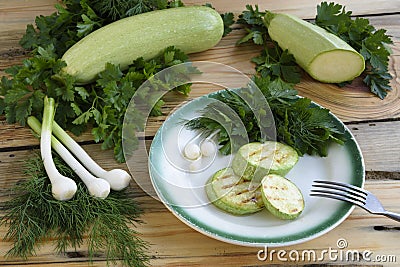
[0,152,149,267]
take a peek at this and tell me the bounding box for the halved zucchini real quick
[261,174,304,220]
[265,12,365,83]
[231,142,298,181]
[205,167,264,215]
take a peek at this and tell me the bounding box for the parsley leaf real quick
[252,45,302,84]
[315,1,393,99]
[237,5,267,45]
[221,12,235,37]
[237,6,301,89]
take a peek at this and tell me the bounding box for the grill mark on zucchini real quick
[261,174,304,220]
[241,194,262,204]
[205,167,264,215]
[249,148,263,157]
[232,142,299,180]
[221,183,238,190]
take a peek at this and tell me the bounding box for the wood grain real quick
[1,25,399,123]
[1,1,400,266]
[1,178,399,266]
[186,0,400,18]
[2,119,400,172]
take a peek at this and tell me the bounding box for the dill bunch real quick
[0,152,149,267]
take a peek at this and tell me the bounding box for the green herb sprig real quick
[315,2,393,99]
[0,153,149,266]
[186,76,346,157]
[237,5,302,89]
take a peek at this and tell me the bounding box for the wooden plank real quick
[0,0,58,30]
[1,180,399,266]
[348,121,400,172]
[1,120,400,174]
[1,4,399,122]
[1,121,400,192]
[186,0,400,18]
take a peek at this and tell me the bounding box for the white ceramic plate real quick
[148,91,365,247]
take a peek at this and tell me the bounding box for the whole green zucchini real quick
[62,6,224,84]
[265,12,365,83]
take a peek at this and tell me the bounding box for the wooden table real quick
[1,0,399,266]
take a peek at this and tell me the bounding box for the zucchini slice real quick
[205,168,264,215]
[231,142,298,181]
[261,174,304,220]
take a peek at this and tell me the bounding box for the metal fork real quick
[310,180,400,222]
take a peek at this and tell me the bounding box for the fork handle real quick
[382,211,400,222]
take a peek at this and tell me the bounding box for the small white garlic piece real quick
[189,159,202,172]
[200,140,216,157]
[184,143,201,160]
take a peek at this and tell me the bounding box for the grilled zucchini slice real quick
[261,174,304,220]
[232,142,298,181]
[205,168,264,215]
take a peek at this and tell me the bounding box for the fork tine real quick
[313,180,367,196]
[312,180,367,201]
[310,189,366,206]
[311,184,367,202]
[311,180,367,206]
[310,191,361,206]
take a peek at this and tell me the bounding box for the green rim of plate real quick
[149,90,365,247]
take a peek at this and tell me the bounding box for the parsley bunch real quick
[0,44,191,162]
[0,0,199,163]
[0,0,234,162]
[315,2,393,99]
